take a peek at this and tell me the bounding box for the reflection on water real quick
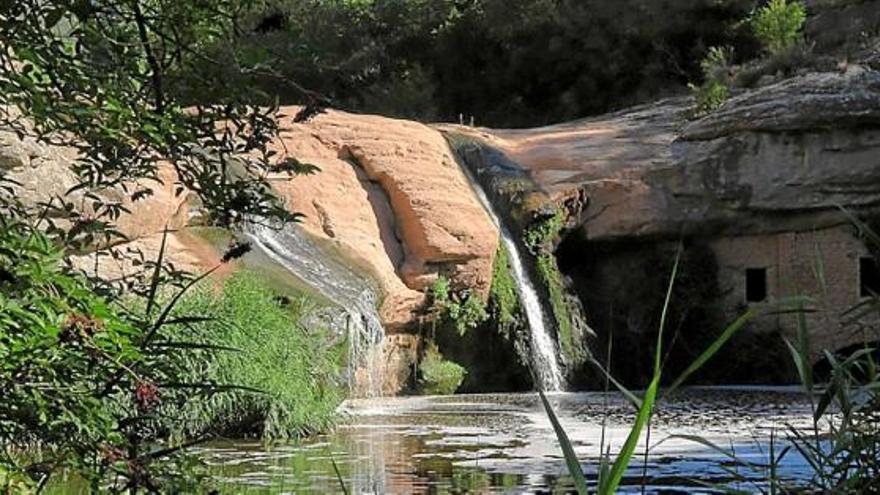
[201,388,819,494]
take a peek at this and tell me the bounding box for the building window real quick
[745,268,767,303]
[860,257,880,297]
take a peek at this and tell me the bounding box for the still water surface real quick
[201,387,818,493]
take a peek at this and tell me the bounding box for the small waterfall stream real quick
[458,171,565,391]
[247,224,386,398]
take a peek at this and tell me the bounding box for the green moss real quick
[523,207,585,364]
[489,245,522,335]
[443,131,482,150]
[418,343,467,395]
[536,253,583,365]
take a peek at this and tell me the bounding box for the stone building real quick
[713,225,880,359]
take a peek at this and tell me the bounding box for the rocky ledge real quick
[445,67,880,241]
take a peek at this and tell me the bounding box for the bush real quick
[690,79,731,115]
[689,46,733,114]
[447,292,489,336]
[430,275,488,336]
[418,344,467,395]
[430,275,451,306]
[0,224,212,492]
[170,271,343,439]
[751,0,806,54]
[524,209,565,252]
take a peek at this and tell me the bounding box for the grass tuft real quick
[169,271,344,440]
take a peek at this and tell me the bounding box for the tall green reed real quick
[539,243,827,493]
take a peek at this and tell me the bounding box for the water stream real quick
[458,169,565,391]
[248,224,386,398]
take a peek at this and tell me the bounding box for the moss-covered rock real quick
[524,210,590,367]
[489,245,521,335]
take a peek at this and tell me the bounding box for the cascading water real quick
[458,171,565,392]
[247,224,386,398]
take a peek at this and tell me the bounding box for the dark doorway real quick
[860,257,880,297]
[746,268,768,303]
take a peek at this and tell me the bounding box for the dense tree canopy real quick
[0,0,315,235]
[217,0,760,126]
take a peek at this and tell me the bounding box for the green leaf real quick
[145,227,170,317]
[538,391,589,495]
[604,376,659,494]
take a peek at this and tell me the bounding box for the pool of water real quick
[200,387,820,493]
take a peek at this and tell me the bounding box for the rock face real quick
[269,108,499,331]
[1,127,191,248]
[451,68,880,371]
[2,109,500,334]
[2,108,500,396]
[1,125,205,283]
[449,68,880,242]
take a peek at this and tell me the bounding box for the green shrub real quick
[447,291,489,336]
[430,275,487,336]
[418,344,467,395]
[751,0,806,54]
[689,46,733,114]
[700,46,734,83]
[430,275,451,305]
[689,79,731,115]
[170,271,343,439]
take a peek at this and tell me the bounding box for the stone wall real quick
[712,225,880,359]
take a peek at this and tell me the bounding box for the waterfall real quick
[458,171,565,392]
[247,224,386,398]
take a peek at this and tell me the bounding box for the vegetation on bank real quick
[0,0,334,490]
[691,0,808,113]
[418,344,468,395]
[170,271,343,440]
[0,219,343,492]
[0,223,212,492]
